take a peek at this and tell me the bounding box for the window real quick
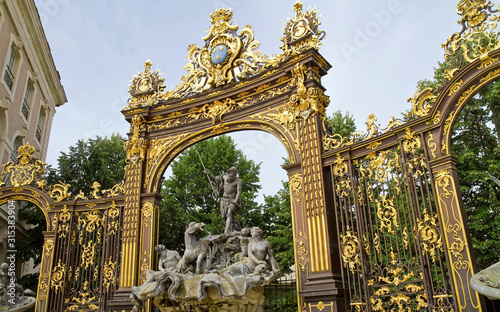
[21,82,33,119]
[4,45,16,90]
[10,136,22,162]
[35,109,45,142]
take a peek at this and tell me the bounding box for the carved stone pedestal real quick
[153,287,265,312]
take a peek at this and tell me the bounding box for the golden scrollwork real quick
[102,256,117,291]
[106,202,120,235]
[296,230,308,271]
[47,182,71,202]
[341,227,361,273]
[37,273,49,301]
[51,259,66,293]
[402,128,421,153]
[389,293,410,311]
[323,113,403,151]
[142,202,154,225]
[443,0,500,76]
[0,142,47,187]
[81,241,96,269]
[289,172,303,203]
[379,267,414,286]
[427,132,437,159]
[402,128,427,175]
[58,205,71,237]
[78,210,105,234]
[43,239,54,258]
[405,283,425,293]
[417,209,443,262]
[140,250,150,282]
[373,287,390,296]
[67,281,99,311]
[407,87,437,118]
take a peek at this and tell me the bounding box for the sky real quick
[34,0,461,201]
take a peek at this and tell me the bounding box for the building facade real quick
[0,0,66,274]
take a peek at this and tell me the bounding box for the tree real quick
[260,182,294,274]
[159,135,262,252]
[326,110,357,138]
[17,134,127,290]
[46,133,127,194]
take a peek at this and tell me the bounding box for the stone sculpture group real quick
[0,262,35,311]
[131,167,280,312]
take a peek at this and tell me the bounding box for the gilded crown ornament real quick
[0,142,47,187]
[123,2,326,109]
[281,1,325,53]
[126,60,165,109]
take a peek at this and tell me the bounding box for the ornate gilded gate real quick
[1,1,499,311]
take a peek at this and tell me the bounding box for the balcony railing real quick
[4,66,14,90]
[22,98,29,119]
[35,124,42,142]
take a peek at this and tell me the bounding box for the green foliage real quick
[16,204,46,267]
[46,133,127,195]
[159,135,262,252]
[326,110,357,138]
[17,273,39,293]
[451,81,500,269]
[260,182,294,274]
[415,60,451,91]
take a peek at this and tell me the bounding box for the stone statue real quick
[205,167,242,234]
[156,244,181,272]
[131,166,281,312]
[222,227,280,278]
[130,244,181,310]
[471,261,500,300]
[0,262,35,311]
[175,222,209,274]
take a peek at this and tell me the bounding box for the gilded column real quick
[120,115,147,289]
[430,155,483,312]
[138,199,159,312]
[35,231,55,312]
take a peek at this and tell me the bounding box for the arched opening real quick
[0,194,49,293]
[449,78,500,309]
[156,130,297,309]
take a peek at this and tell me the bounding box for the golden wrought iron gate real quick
[1,1,500,311]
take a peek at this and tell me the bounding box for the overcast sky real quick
[34,0,460,201]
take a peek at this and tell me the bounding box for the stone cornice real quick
[4,0,67,107]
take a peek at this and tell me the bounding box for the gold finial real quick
[293,1,304,13]
[18,142,36,165]
[144,60,152,72]
[210,8,233,25]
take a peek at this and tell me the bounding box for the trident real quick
[196,150,219,200]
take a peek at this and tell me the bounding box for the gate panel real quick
[329,129,455,311]
[44,202,124,312]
